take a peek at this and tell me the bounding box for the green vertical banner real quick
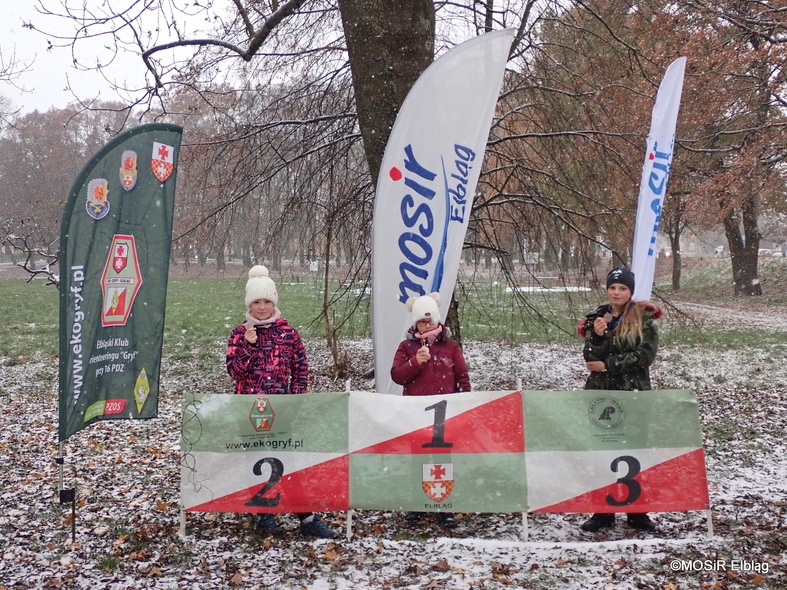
[59,123,183,442]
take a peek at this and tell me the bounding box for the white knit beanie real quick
[245,265,278,307]
[406,292,441,327]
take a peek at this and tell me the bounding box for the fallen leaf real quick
[229,572,244,586]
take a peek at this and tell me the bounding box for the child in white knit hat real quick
[389,292,471,530]
[225,265,336,539]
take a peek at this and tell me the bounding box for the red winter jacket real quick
[390,327,471,396]
[226,318,308,395]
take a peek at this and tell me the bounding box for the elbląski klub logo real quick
[151,141,175,182]
[422,463,454,503]
[100,235,143,327]
[249,397,276,432]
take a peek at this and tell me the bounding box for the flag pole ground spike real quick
[56,441,77,544]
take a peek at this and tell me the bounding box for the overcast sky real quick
[1,3,147,115]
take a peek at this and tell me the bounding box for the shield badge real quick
[422,463,454,503]
[86,178,110,220]
[112,240,129,273]
[101,234,143,327]
[119,150,138,191]
[151,141,175,182]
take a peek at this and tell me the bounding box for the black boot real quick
[580,513,615,532]
[438,512,458,529]
[255,513,284,536]
[299,516,338,539]
[626,512,656,531]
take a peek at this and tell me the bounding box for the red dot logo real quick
[648,153,655,160]
[389,167,403,181]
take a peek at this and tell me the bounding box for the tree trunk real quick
[669,231,681,292]
[444,292,462,348]
[337,0,435,182]
[723,199,762,296]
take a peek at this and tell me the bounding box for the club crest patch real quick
[134,369,150,413]
[86,178,110,220]
[119,150,138,191]
[422,463,454,503]
[101,235,143,327]
[249,397,276,432]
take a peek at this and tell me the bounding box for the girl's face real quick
[606,283,632,311]
[415,318,437,334]
[249,299,275,321]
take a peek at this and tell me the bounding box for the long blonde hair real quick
[612,302,645,347]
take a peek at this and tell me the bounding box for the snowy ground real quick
[1,299,786,589]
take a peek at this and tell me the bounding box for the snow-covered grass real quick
[2,261,787,589]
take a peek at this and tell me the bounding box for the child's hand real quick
[244,324,258,344]
[586,361,606,372]
[593,316,608,336]
[415,345,430,365]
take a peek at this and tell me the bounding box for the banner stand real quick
[705,509,714,538]
[178,508,187,539]
[56,442,77,544]
[344,379,354,540]
[521,513,529,542]
[345,509,355,540]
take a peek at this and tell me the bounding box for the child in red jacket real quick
[390,292,471,396]
[390,292,471,528]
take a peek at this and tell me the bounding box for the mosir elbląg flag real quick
[371,29,515,394]
[59,123,183,441]
[631,57,686,301]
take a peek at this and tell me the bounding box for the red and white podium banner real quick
[181,389,709,514]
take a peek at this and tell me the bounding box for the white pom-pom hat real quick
[245,265,278,307]
[406,292,441,327]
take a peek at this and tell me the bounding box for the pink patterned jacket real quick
[226,318,308,395]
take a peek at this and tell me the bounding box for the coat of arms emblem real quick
[101,235,143,327]
[119,150,138,191]
[422,463,454,503]
[151,141,175,182]
[86,178,110,220]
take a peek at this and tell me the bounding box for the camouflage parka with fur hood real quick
[577,301,662,391]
